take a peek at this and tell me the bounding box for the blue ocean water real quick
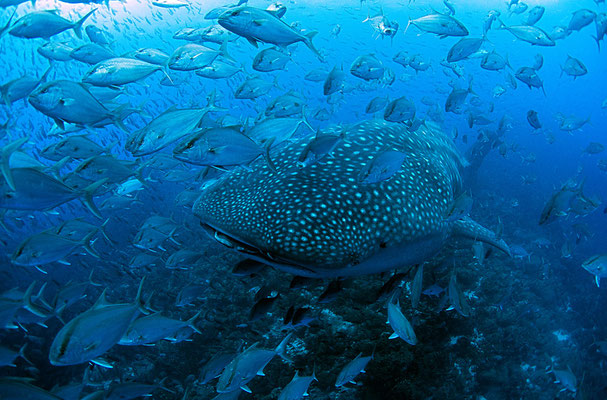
[1,0,606,398]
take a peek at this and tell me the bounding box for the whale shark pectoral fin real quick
[451,217,511,257]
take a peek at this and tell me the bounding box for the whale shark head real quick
[194,120,504,278]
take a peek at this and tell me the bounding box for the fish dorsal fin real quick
[93,288,110,309]
[243,342,259,353]
[265,9,281,18]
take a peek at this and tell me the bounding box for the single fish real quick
[567,9,596,33]
[86,25,113,45]
[410,264,423,309]
[253,47,291,72]
[126,106,213,156]
[70,43,116,65]
[365,95,390,114]
[383,96,416,122]
[560,55,587,79]
[200,353,237,384]
[49,280,147,366]
[405,13,469,38]
[581,254,607,287]
[9,9,96,39]
[524,6,545,26]
[0,168,105,217]
[173,127,272,169]
[358,149,407,184]
[515,67,546,95]
[323,65,346,96]
[217,334,292,393]
[526,110,542,129]
[11,230,98,268]
[118,311,201,345]
[29,80,133,131]
[278,370,317,400]
[167,43,224,71]
[1,66,52,107]
[350,54,385,81]
[82,58,166,87]
[498,19,555,46]
[446,37,483,62]
[218,6,321,59]
[335,351,373,387]
[387,297,417,345]
[37,42,74,62]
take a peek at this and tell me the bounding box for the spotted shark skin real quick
[194,120,510,278]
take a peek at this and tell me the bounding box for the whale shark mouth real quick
[200,222,320,276]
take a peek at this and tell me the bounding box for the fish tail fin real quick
[99,217,116,244]
[104,139,119,154]
[404,17,412,35]
[496,18,506,30]
[134,164,149,186]
[0,9,17,38]
[88,268,103,287]
[134,276,149,313]
[40,63,53,83]
[451,216,511,257]
[18,343,34,366]
[592,35,601,52]
[304,31,323,61]
[161,64,174,86]
[72,8,97,40]
[23,282,50,318]
[262,137,277,172]
[81,231,100,258]
[0,85,11,107]
[80,178,108,219]
[467,76,476,96]
[48,156,71,179]
[275,332,293,363]
[206,88,218,108]
[301,105,314,132]
[110,103,132,133]
[186,310,203,333]
[52,301,67,325]
[0,136,29,190]
[219,40,236,63]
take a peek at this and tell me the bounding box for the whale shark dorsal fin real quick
[450,217,511,257]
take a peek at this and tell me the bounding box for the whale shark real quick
[194,120,510,278]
